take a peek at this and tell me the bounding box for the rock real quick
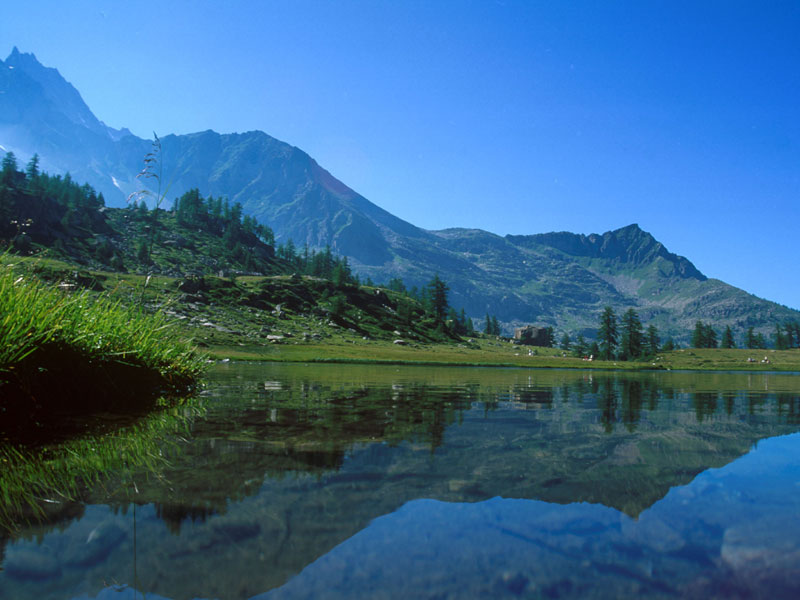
[393,339,407,345]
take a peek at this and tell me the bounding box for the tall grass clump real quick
[0,263,205,422]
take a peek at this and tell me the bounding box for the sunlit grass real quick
[0,260,205,401]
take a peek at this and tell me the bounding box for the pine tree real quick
[572,334,587,357]
[704,323,718,348]
[721,326,736,349]
[644,324,660,356]
[491,316,501,337]
[774,324,788,350]
[620,308,643,360]
[0,152,18,188]
[598,306,618,360]
[559,332,571,352]
[692,321,706,348]
[427,274,449,321]
[746,327,757,349]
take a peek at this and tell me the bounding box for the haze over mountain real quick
[2,48,797,341]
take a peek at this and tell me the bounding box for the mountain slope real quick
[2,48,798,342]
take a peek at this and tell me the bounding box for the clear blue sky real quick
[3,1,799,308]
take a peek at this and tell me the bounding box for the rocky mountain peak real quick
[5,47,108,137]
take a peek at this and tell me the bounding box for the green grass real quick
[0,260,205,420]
[0,399,204,533]
[655,347,800,372]
[204,338,653,370]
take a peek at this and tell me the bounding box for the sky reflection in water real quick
[1,364,799,600]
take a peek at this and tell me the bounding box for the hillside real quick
[2,48,798,343]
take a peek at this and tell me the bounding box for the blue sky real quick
[2,1,799,308]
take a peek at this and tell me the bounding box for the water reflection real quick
[1,364,799,599]
[261,432,800,599]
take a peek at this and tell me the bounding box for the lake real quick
[1,363,799,599]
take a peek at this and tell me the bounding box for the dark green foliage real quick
[136,239,150,264]
[559,332,571,352]
[619,309,643,361]
[0,157,282,277]
[0,151,109,249]
[483,314,501,336]
[447,307,474,336]
[329,293,348,318]
[273,239,359,286]
[661,338,675,351]
[572,334,587,357]
[745,327,767,350]
[774,324,789,350]
[644,324,660,356]
[387,278,406,293]
[427,274,449,322]
[691,321,718,349]
[598,306,618,360]
[721,326,736,349]
[544,326,555,348]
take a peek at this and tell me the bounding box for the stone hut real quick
[514,325,550,346]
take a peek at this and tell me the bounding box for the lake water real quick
[1,363,799,599]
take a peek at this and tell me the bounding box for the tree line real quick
[691,319,800,350]
[1,152,108,250]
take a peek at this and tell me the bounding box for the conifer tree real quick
[491,316,501,337]
[598,306,618,360]
[427,274,449,321]
[572,334,587,357]
[644,324,660,356]
[721,326,736,349]
[620,308,643,360]
[746,327,757,349]
[560,332,571,352]
[774,324,788,350]
[692,321,705,348]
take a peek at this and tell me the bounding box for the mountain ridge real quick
[1,48,798,341]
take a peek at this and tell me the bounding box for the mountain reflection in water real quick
[1,363,799,600]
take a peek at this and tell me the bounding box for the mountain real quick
[2,48,798,342]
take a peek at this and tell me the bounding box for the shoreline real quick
[205,343,800,373]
